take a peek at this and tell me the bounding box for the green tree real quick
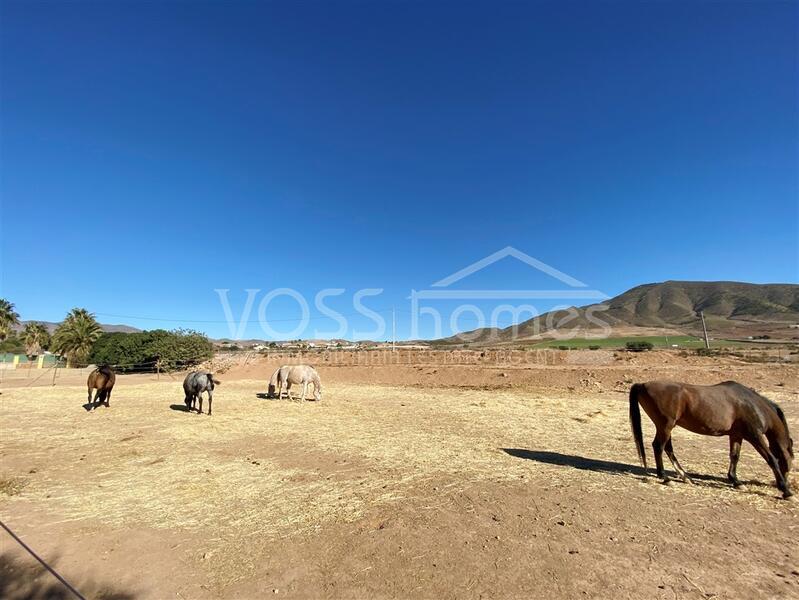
[22,322,50,357]
[88,329,214,372]
[148,328,214,369]
[0,299,20,342]
[52,308,102,367]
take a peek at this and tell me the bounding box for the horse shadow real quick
[501,448,774,492]
[169,404,191,412]
[503,448,646,477]
[256,393,280,401]
[82,402,106,412]
[0,551,136,600]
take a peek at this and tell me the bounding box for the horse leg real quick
[207,390,212,416]
[105,388,112,407]
[301,382,307,402]
[198,392,204,414]
[749,433,792,499]
[93,389,102,409]
[652,427,670,483]
[664,438,691,483]
[727,436,743,487]
[286,382,294,401]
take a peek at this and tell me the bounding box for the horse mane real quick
[269,369,279,386]
[745,385,794,454]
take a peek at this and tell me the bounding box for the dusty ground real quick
[1,352,798,599]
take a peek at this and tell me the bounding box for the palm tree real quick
[0,299,20,342]
[22,322,50,357]
[51,308,102,367]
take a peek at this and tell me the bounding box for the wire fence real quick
[0,520,86,600]
[1,344,794,390]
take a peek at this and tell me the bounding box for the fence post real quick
[52,362,58,386]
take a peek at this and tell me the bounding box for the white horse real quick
[268,365,322,401]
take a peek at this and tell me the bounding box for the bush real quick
[89,329,214,372]
[694,347,717,357]
[0,332,25,354]
[557,345,569,351]
[625,341,654,352]
[588,345,601,350]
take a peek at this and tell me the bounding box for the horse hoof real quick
[782,489,793,500]
[661,478,671,486]
[682,477,693,485]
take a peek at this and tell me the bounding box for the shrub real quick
[588,345,600,350]
[625,341,654,352]
[694,347,717,357]
[557,345,569,351]
[89,329,214,372]
[0,332,25,354]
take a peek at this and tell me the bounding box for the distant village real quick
[215,339,431,352]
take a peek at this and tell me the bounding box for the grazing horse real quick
[629,380,794,498]
[273,365,321,401]
[183,371,220,415]
[87,365,115,408]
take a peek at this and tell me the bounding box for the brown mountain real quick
[441,281,799,344]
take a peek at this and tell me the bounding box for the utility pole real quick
[392,306,396,352]
[700,311,710,349]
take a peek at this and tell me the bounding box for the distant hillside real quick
[14,321,142,334]
[441,281,799,344]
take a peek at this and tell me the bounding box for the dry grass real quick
[0,476,27,496]
[0,377,796,586]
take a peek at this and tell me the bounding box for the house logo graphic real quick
[410,246,610,340]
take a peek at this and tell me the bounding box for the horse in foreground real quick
[183,371,220,415]
[629,380,793,498]
[87,365,115,409]
[268,365,321,401]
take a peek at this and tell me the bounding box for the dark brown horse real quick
[87,365,116,409]
[630,380,793,498]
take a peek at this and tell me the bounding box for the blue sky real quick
[1,0,797,340]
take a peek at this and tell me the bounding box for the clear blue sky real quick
[1,0,797,340]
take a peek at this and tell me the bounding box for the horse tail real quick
[629,383,647,469]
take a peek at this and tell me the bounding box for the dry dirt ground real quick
[1,353,798,599]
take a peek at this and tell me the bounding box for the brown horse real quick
[87,365,116,409]
[630,380,793,498]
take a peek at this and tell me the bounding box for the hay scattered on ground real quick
[1,378,795,585]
